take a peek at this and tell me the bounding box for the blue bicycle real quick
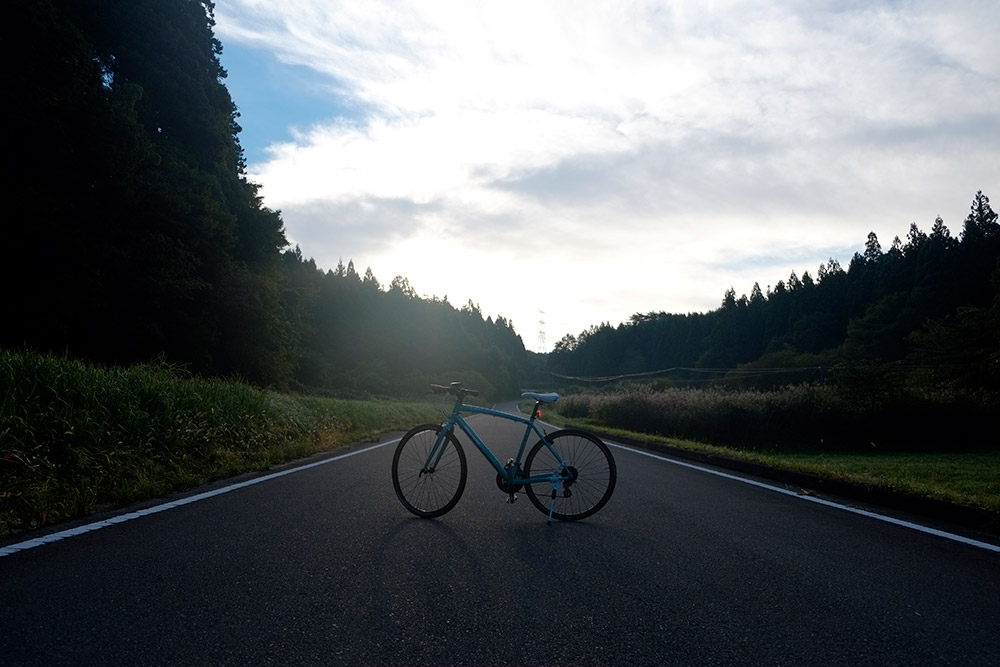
[391,383,617,522]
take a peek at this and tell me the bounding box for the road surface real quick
[2,404,998,665]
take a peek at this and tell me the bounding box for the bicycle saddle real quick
[521,391,559,403]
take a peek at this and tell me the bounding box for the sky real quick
[212,0,1000,352]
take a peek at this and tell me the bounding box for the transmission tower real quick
[537,310,546,353]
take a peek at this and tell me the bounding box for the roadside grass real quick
[770,451,1000,511]
[1,350,440,537]
[536,405,1000,514]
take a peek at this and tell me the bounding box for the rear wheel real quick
[523,429,616,521]
[392,424,467,518]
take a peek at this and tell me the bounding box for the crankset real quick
[496,460,524,494]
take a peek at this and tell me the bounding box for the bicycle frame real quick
[426,397,568,486]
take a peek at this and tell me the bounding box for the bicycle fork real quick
[422,427,452,475]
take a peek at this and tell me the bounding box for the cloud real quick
[279,197,442,260]
[214,0,1000,348]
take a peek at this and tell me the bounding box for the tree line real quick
[549,190,1000,394]
[280,249,528,397]
[3,0,529,397]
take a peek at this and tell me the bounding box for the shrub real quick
[557,382,998,453]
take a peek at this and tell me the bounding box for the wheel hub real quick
[563,465,579,485]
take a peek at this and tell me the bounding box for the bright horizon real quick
[213,1,999,352]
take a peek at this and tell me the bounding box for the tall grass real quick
[1,350,439,536]
[559,383,999,453]
[547,385,1000,514]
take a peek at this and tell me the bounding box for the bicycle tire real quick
[392,424,467,518]
[523,429,616,521]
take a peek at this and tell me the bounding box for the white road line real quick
[611,442,1000,554]
[0,438,400,559]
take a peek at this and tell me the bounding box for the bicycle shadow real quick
[365,507,634,663]
[510,514,622,561]
[368,516,491,637]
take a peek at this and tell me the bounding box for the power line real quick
[549,360,984,384]
[549,366,823,383]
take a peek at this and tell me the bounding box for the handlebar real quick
[430,382,480,398]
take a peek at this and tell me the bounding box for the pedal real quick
[506,493,517,504]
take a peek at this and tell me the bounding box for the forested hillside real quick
[280,249,528,397]
[7,0,289,383]
[549,191,1000,393]
[3,0,528,397]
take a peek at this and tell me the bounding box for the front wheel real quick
[392,424,467,518]
[523,429,616,521]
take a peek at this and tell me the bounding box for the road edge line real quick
[611,442,1000,554]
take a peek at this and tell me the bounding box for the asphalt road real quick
[2,404,998,666]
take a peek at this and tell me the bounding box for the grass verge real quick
[537,407,1000,515]
[1,351,440,537]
